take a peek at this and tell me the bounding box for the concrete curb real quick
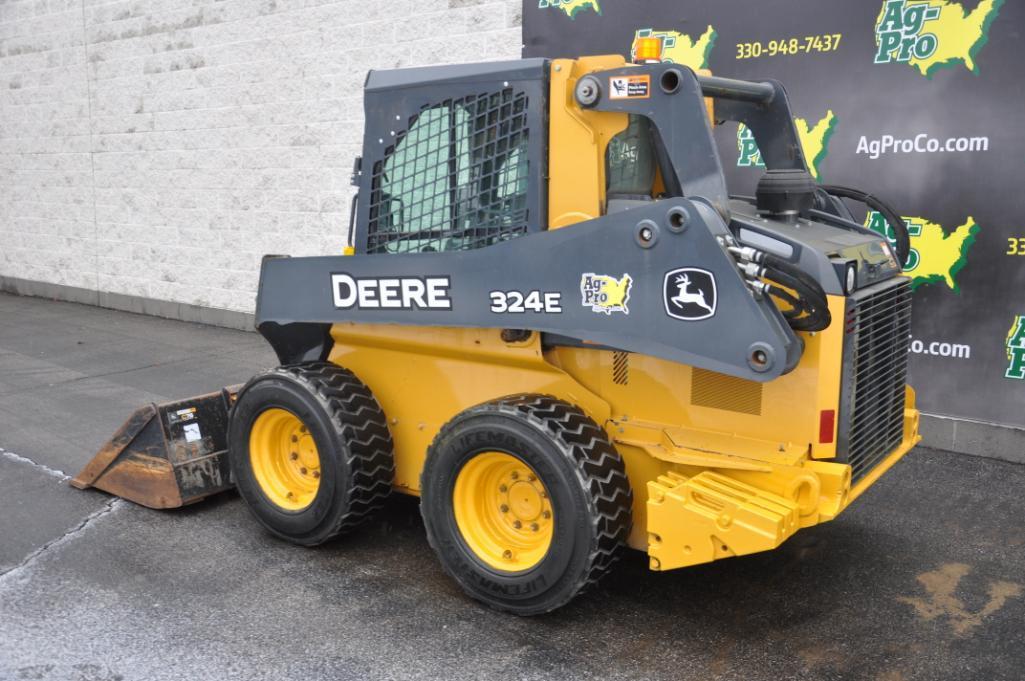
[0,275,254,332]
[919,413,1025,465]
[3,275,1022,464]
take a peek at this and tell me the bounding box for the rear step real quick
[71,387,240,509]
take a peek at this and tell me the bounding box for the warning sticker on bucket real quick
[169,406,196,423]
[609,75,650,99]
[183,422,202,443]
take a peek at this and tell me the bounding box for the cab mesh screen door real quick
[367,88,531,254]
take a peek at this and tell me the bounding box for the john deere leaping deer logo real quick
[664,268,717,321]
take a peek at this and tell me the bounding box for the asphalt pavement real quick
[1,291,1023,681]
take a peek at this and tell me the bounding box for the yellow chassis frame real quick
[327,321,920,573]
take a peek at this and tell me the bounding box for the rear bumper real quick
[646,393,920,572]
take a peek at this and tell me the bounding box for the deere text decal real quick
[331,274,452,310]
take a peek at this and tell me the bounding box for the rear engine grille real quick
[836,277,912,483]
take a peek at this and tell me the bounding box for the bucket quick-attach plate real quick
[70,387,240,509]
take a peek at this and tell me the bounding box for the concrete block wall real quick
[0,0,522,313]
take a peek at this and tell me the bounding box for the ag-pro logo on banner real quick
[873,0,1004,77]
[865,212,979,292]
[1006,315,1025,380]
[737,111,836,180]
[537,0,600,20]
[631,26,717,68]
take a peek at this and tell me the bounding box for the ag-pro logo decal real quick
[873,0,1004,78]
[664,268,716,321]
[580,273,632,315]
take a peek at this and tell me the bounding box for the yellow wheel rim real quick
[452,451,554,572]
[249,408,321,511]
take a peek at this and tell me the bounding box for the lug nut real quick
[513,520,522,529]
[300,467,308,475]
[530,523,539,531]
[286,491,294,498]
[527,474,536,482]
[499,484,508,493]
[291,435,298,443]
[312,471,320,479]
[290,452,299,460]
[510,472,519,480]
[503,550,513,560]
[542,510,551,519]
[500,504,509,513]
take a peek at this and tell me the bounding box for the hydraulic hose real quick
[819,184,911,267]
[760,252,828,302]
[763,266,831,331]
[764,283,829,332]
[731,245,832,332]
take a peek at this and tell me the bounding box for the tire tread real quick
[425,393,632,611]
[267,362,394,539]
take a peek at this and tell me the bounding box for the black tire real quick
[420,394,632,615]
[228,362,394,546]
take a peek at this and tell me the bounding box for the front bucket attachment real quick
[71,387,241,509]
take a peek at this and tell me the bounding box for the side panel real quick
[547,295,846,462]
[325,324,611,494]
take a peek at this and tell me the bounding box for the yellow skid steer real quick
[73,45,921,614]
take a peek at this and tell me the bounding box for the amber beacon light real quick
[633,36,663,63]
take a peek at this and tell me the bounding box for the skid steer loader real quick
[72,44,921,614]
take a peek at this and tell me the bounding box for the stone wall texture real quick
[0,0,522,312]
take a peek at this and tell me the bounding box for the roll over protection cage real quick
[576,64,809,221]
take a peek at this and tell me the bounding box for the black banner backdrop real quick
[524,0,1025,427]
